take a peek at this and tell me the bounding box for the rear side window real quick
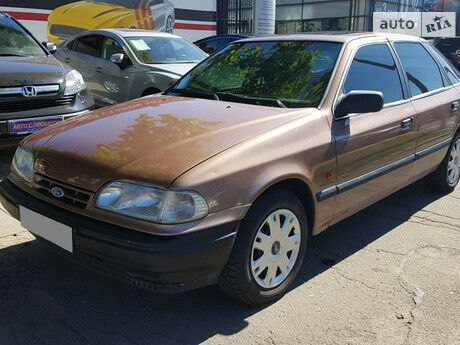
[75,36,100,57]
[427,45,460,85]
[394,43,444,97]
[344,44,403,104]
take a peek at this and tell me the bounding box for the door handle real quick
[64,58,71,63]
[452,102,459,113]
[95,67,103,73]
[401,117,414,130]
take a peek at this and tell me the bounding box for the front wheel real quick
[429,134,460,193]
[218,190,308,305]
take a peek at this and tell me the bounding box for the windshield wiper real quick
[216,92,287,108]
[169,88,219,101]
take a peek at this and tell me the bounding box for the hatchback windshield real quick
[172,41,343,108]
[0,16,46,57]
[126,36,207,64]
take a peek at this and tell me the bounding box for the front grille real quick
[34,174,91,210]
[50,25,85,38]
[0,96,74,113]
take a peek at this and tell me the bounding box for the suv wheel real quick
[218,190,308,305]
[430,134,460,193]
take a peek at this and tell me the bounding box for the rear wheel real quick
[218,189,308,305]
[429,134,460,193]
[165,16,174,33]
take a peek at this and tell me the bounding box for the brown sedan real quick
[1,33,459,305]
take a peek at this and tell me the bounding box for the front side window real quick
[394,42,444,97]
[344,44,404,104]
[75,36,100,57]
[0,15,45,57]
[102,37,125,60]
[173,41,343,108]
[126,36,206,64]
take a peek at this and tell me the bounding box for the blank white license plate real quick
[19,206,73,253]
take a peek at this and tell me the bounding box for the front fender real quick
[129,71,178,99]
[171,111,337,234]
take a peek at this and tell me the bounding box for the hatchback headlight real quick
[11,146,34,182]
[64,70,86,96]
[95,181,208,224]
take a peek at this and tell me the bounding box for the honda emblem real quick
[22,86,38,98]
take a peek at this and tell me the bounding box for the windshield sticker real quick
[130,39,150,51]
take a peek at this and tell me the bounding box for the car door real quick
[61,35,102,101]
[331,42,418,221]
[393,42,460,177]
[96,36,132,106]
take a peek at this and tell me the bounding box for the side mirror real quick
[110,53,125,65]
[43,41,57,54]
[334,91,384,119]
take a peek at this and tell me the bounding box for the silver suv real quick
[54,29,207,107]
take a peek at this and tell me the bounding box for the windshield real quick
[0,16,46,57]
[171,41,343,108]
[86,0,140,9]
[126,36,207,64]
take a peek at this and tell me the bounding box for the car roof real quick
[239,32,426,44]
[82,28,182,39]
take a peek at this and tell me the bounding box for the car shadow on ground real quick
[0,178,446,344]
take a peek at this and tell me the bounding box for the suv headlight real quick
[64,70,86,96]
[95,181,208,224]
[11,146,34,183]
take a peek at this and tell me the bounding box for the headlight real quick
[64,70,86,96]
[95,181,208,224]
[11,146,34,182]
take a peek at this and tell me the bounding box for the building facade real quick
[219,0,459,36]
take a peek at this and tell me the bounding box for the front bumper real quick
[0,179,239,293]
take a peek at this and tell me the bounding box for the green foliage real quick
[180,41,342,108]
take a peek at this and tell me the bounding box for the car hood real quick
[0,56,65,87]
[50,1,133,29]
[26,95,309,192]
[147,63,199,77]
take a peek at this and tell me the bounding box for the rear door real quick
[65,35,102,101]
[393,42,460,177]
[331,42,418,220]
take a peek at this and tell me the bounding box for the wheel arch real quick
[248,177,316,236]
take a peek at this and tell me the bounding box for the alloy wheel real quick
[251,209,301,289]
[166,17,174,33]
[447,138,460,186]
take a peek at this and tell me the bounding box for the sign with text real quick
[373,11,456,37]
[421,12,456,37]
[254,0,276,35]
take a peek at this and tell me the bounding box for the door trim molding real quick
[316,138,452,202]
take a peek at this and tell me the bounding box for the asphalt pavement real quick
[0,148,458,345]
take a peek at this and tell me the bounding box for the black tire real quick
[218,189,308,305]
[428,133,460,194]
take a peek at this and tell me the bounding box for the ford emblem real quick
[51,187,65,198]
